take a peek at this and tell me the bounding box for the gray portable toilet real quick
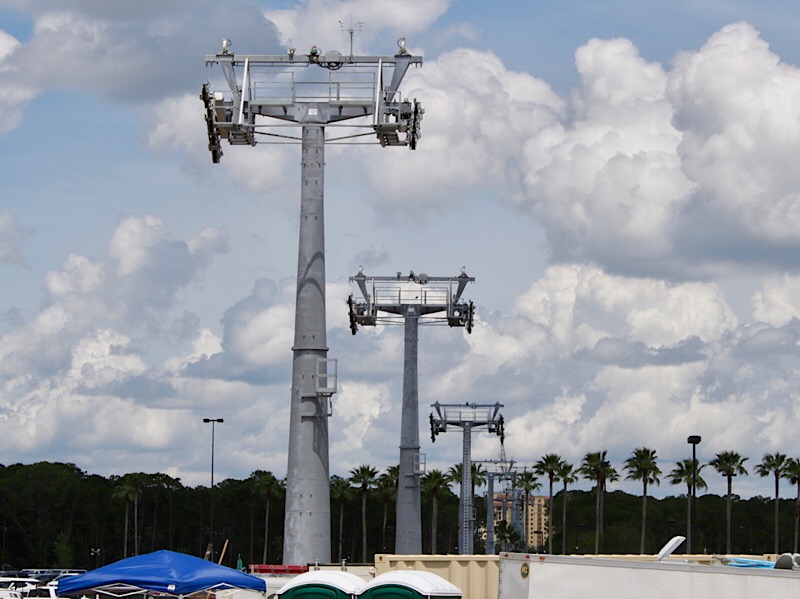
[357,571,462,599]
[276,571,367,599]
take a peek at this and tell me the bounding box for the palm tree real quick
[556,460,576,554]
[421,469,451,554]
[145,473,182,552]
[516,470,541,550]
[495,519,522,552]
[112,474,144,557]
[472,463,487,492]
[448,464,461,485]
[784,458,800,553]
[349,464,378,562]
[667,459,707,552]
[580,451,619,553]
[709,451,748,555]
[448,463,486,496]
[624,447,661,554]
[377,466,398,552]
[534,453,563,554]
[112,481,135,558]
[251,470,282,563]
[330,476,352,562]
[756,452,788,554]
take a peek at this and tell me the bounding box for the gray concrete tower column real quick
[395,305,421,553]
[283,125,331,564]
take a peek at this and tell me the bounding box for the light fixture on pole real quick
[204,418,224,561]
[687,434,701,554]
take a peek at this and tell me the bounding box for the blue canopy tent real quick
[58,550,267,597]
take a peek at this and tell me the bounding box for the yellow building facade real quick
[492,493,549,548]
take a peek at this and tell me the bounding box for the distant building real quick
[492,492,549,549]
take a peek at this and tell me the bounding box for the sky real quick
[2,0,800,503]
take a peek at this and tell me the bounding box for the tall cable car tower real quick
[430,402,504,554]
[477,457,515,555]
[348,269,474,553]
[201,37,423,565]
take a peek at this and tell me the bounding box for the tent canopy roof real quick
[57,550,267,597]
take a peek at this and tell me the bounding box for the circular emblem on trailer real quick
[520,562,529,579]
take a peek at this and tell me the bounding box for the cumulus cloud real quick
[515,37,693,274]
[185,277,296,383]
[669,23,800,246]
[0,215,230,475]
[753,274,800,325]
[0,29,35,133]
[348,47,565,216]
[509,22,800,278]
[313,21,800,279]
[417,263,800,486]
[7,3,800,501]
[0,1,280,131]
[263,0,451,53]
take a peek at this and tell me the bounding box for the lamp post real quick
[687,435,701,554]
[204,417,224,561]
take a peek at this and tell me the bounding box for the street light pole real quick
[204,418,224,561]
[687,435,701,554]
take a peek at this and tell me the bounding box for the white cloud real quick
[263,0,451,52]
[6,4,800,503]
[752,274,800,325]
[516,37,693,272]
[513,264,738,351]
[330,380,392,469]
[68,329,146,389]
[351,47,564,215]
[0,2,281,131]
[0,30,34,132]
[669,22,800,244]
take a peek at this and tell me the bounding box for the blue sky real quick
[3,0,800,506]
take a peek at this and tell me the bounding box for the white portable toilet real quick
[357,571,462,599]
[276,571,367,599]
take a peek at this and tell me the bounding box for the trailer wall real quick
[499,552,800,599]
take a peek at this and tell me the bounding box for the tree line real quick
[1,449,799,569]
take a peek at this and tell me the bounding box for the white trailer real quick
[499,551,800,599]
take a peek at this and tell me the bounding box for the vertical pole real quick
[486,474,496,554]
[501,489,508,551]
[460,423,473,554]
[210,421,216,561]
[283,124,332,565]
[511,479,521,543]
[690,442,696,554]
[396,306,421,553]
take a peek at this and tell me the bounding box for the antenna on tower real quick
[339,16,364,61]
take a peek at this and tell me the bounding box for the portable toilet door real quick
[357,571,462,599]
[276,571,367,599]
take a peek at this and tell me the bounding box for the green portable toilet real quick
[276,571,367,599]
[357,571,462,599]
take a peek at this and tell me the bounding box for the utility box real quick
[276,571,367,599]
[358,571,462,599]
